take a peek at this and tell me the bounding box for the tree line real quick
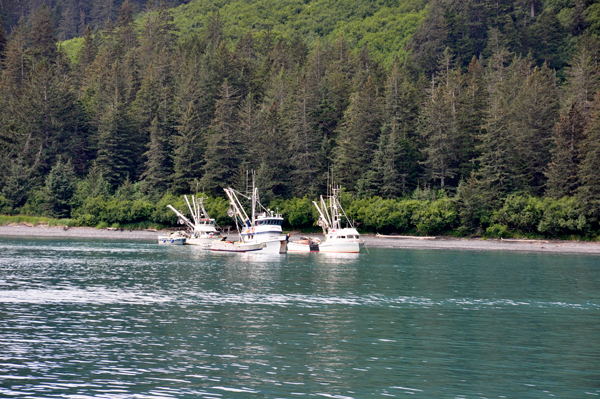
[1,0,600,238]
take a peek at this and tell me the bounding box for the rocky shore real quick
[1,225,600,255]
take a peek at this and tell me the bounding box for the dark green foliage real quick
[1,0,600,240]
[140,117,172,198]
[95,101,136,188]
[200,79,242,195]
[489,195,587,238]
[577,94,600,219]
[43,158,77,218]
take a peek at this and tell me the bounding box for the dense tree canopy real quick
[2,0,600,238]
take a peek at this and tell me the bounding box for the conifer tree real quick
[1,19,28,96]
[419,49,461,188]
[171,102,204,195]
[77,26,98,72]
[577,93,600,218]
[43,158,76,218]
[200,80,242,194]
[561,34,599,120]
[30,5,57,64]
[1,158,32,212]
[287,74,322,197]
[375,58,423,197]
[256,99,291,200]
[334,75,382,191]
[510,64,559,194]
[95,101,135,188]
[457,56,487,179]
[546,103,586,198]
[140,117,171,198]
[0,16,7,58]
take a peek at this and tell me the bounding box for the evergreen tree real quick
[577,93,600,218]
[95,101,135,188]
[171,101,204,195]
[43,158,76,218]
[510,64,559,194]
[457,56,487,179]
[287,73,322,198]
[334,75,382,192]
[1,158,32,212]
[77,26,98,72]
[378,58,423,196]
[418,49,461,188]
[546,103,586,198]
[200,80,242,195]
[140,117,171,198]
[29,5,57,64]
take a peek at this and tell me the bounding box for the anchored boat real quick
[157,231,187,245]
[159,195,222,248]
[288,186,363,253]
[213,180,287,254]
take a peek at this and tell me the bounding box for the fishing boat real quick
[210,239,265,252]
[162,195,222,248]
[157,231,187,245]
[288,186,363,253]
[213,179,287,254]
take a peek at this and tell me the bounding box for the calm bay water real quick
[0,237,599,398]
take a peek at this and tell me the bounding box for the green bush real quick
[0,195,12,215]
[493,195,544,234]
[271,196,316,229]
[485,223,511,238]
[537,197,587,237]
[411,198,458,235]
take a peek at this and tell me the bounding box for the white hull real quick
[158,236,186,245]
[318,240,360,253]
[287,242,311,252]
[259,239,287,254]
[211,241,265,252]
[287,239,360,253]
[185,236,219,247]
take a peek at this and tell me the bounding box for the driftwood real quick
[375,233,436,240]
[500,238,549,243]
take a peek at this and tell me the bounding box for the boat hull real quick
[158,237,186,245]
[210,241,265,252]
[185,237,219,247]
[317,240,360,253]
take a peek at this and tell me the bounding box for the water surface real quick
[0,237,599,398]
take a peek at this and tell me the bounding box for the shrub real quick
[411,198,458,235]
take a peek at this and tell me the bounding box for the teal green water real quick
[0,237,599,398]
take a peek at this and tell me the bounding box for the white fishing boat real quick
[288,186,363,253]
[214,178,287,254]
[157,231,187,245]
[210,239,265,252]
[162,195,222,248]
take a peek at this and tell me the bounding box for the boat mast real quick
[251,171,256,226]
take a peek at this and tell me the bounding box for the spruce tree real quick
[200,80,242,195]
[140,117,171,198]
[510,64,559,195]
[44,158,77,218]
[577,93,600,218]
[334,75,382,192]
[546,103,586,198]
[95,101,135,188]
[30,5,57,64]
[171,102,204,195]
[419,49,461,189]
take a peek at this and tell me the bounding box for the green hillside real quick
[172,0,427,64]
[61,0,427,65]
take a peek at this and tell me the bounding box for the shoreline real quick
[1,224,600,255]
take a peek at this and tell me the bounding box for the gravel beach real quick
[1,224,600,255]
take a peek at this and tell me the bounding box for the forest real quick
[1,0,600,239]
